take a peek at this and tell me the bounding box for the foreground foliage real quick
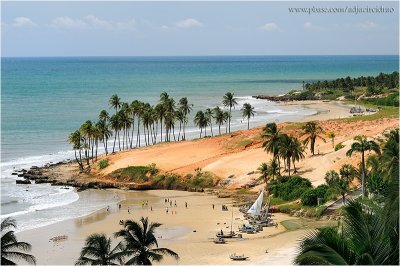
[1,218,36,265]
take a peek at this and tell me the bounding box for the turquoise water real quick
[2,55,398,162]
[1,55,398,231]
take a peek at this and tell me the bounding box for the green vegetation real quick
[334,142,345,151]
[241,102,256,130]
[294,129,399,265]
[98,159,109,170]
[269,176,312,201]
[110,165,159,182]
[1,218,36,265]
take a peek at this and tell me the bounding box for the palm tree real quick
[339,164,357,184]
[213,106,224,135]
[222,92,238,133]
[68,130,84,171]
[194,111,206,138]
[110,114,121,153]
[1,218,36,265]
[109,94,122,115]
[76,233,124,265]
[240,103,255,130]
[294,200,397,265]
[204,108,214,136]
[278,134,301,177]
[223,111,229,134]
[178,97,193,140]
[301,121,325,156]
[175,109,186,141]
[380,128,399,181]
[262,123,282,174]
[346,135,381,198]
[327,131,336,148]
[258,163,269,188]
[268,157,280,180]
[291,136,305,174]
[114,217,178,265]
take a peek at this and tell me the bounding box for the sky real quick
[1,1,399,57]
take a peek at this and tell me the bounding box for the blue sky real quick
[1,1,399,56]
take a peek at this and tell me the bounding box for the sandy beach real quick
[17,189,314,265]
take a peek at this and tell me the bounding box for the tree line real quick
[68,92,256,171]
[304,71,399,92]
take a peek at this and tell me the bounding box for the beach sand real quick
[17,189,308,265]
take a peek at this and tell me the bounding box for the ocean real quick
[1,55,398,231]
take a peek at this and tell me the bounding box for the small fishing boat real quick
[216,230,236,238]
[213,237,226,244]
[230,253,249,261]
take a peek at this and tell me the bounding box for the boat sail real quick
[247,190,264,217]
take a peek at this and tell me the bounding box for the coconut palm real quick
[291,137,305,174]
[258,163,269,188]
[114,217,178,265]
[204,108,214,136]
[380,128,399,181]
[262,123,282,174]
[98,110,112,155]
[339,164,357,184]
[1,218,36,265]
[240,103,255,130]
[68,130,84,171]
[223,111,229,134]
[222,92,238,133]
[301,121,325,156]
[213,106,224,135]
[110,114,121,153]
[327,131,336,148]
[278,134,302,177]
[268,157,280,180]
[175,109,186,141]
[346,135,381,198]
[109,94,121,115]
[294,200,397,265]
[76,233,124,265]
[178,97,193,140]
[194,111,206,138]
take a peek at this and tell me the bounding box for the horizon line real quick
[2,54,399,59]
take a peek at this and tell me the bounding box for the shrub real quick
[99,159,109,170]
[110,165,159,182]
[268,176,312,201]
[335,142,345,151]
[301,189,318,206]
[166,175,177,189]
[153,175,165,184]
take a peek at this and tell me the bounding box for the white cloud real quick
[259,22,279,31]
[160,25,170,31]
[48,15,136,31]
[49,16,87,29]
[175,18,203,28]
[304,22,313,28]
[12,17,37,27]
[357,21,377,29]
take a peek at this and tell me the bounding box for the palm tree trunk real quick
[172,125,176,141]
[103,136,108,155]
[118,131,121,151]
[130,116,135,148]
[311,137,315,155]
[247,117,250,130]
[95,140,98,161]
[160,117,163,142]
[122,126,126,150]
[219,124,221,135]
[183,121,186,140]
[112,131,117,153]
[200,128,202,138]
[287,158,291,177]
[136,119,141,147]
[210,122,213,136]
[178,122,182,141]
[293,158,297,174]
[228,107,232,133]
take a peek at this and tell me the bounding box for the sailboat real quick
[246,189,264,217]
[216,207,236,238]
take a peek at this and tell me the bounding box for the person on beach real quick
[185,202,188,208]
[165,198,167,203]
[170,201,172,207]
[128,207,130,213]
[212,204,215,210]
[119,204,121,209]
[107,206,109,212]
[151,206,153,211]
[166,207,168,214]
